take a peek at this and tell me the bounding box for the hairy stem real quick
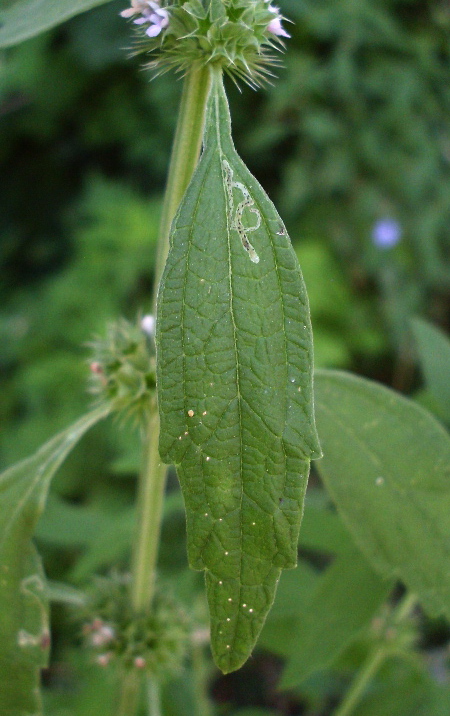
[134,63,211,613]
[147,677,162,716]
[116,670,142,716]
[131,407,166,613]
[115,63,212,716]
[153,63,212,312]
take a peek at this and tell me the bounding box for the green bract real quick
[156,70,320,673]
[133,0,287,87]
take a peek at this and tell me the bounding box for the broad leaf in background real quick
[315,370,450,619]
[280,545,392,688]
[350,660,450,716]
[258,560,318,657]
[157,70,321,673]
[0,0,113,47]
[411,317,450,425]
[0,406,109,716]
[260,493,357,658]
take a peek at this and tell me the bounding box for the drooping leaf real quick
[411,317,450,424]
[0,0,113,48]
[314,370,450,619]
[0,406,109,716]
[0,543,49,716]
[280,545,392,688]
[156,70,321,673]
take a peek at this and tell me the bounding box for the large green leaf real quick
[411,317,450,424]
[156,71,320,673]
[0,406,108,716]
[280,546,392,688]
[314,370,450,619]
[0,0,113,48]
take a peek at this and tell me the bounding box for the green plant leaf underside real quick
[0,0,113,48]
[0,406,109,716]
[156,71,320,673]
[314,370,450,620]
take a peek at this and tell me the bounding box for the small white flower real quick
[91,624,116,647]
[267,4,290,38]
[141,314,155,337]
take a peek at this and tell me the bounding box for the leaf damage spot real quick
[222,159,260,264]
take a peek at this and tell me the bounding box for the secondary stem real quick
[333,593,417,716]
[333,647,385,716]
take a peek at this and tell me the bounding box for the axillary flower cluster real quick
[120,0,291,86]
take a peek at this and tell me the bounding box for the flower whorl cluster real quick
[88,317,156,425]
[81,574,191,678]
[120,0,292,87]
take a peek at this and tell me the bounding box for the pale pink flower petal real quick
[146,23,163,37]
[267,16,290,38]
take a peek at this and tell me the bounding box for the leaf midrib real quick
[214,88,245,662]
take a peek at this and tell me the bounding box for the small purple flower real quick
[372,218,402,249]
[266,4,290,38]
[120,0,169,37]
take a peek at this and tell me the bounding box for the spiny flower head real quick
[88,317,156,426]
[120,0,292,88]
[81,573,191,679]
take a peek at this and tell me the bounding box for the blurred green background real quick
[1,0,449,714]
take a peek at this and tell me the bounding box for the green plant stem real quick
[147,677,162,716]
[131,407,166,613]
[153,62,212,311]
[133,62,211,614]
[333,593,417,716]
[115,62,212,716]
[333,646,385,716]
[192,637,215,716]
[116,670,142,716]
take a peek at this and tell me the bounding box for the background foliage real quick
[1,0,449,713]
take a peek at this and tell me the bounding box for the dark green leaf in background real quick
[314,370,450,620]
[0,406,108,716]
[156,71,321,673]
[280,545,392,688]
[0,0,114,47]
